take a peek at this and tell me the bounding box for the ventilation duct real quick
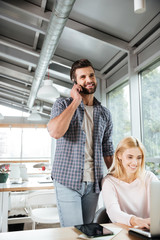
[27,0,76,109]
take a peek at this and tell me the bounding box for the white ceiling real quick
[0,0,160,118]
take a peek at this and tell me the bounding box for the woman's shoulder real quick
[102,173,111,180]
[144,170,159,182]
[102,174,117,191]
[102,174,121,186]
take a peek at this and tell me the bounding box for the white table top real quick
[0,177,54,192]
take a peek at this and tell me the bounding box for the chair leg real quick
[32,221,36,230]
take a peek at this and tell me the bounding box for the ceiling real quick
[0,0,160,120]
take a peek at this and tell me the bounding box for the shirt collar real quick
[80,97,101,109]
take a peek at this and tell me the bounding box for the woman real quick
[102,136,159,229]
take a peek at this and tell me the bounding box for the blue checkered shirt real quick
[50,97,114,193]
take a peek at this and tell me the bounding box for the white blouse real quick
[102,171,159,226]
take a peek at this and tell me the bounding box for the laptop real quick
[129,180,160,239]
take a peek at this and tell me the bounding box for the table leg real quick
[0,192,9,232]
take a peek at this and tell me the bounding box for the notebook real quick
[129,180,160,239]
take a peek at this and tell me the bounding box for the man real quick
[47,59,114,227]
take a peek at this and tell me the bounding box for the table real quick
[0,223,140,240]
[0,178,54,232]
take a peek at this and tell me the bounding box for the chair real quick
[27,189,59,229]
[93,207,111,224]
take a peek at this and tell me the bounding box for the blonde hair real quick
[109,136,145,180]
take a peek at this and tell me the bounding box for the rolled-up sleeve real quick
[50,98,68,120]
[102,110,114,156]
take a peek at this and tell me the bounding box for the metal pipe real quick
[27,0,76,109]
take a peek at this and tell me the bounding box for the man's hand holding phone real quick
[70,83,82,106]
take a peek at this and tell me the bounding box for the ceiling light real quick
[134,0,146,13]
[27,110,42,121]
[37,79,60,100]
[0,113,4,120]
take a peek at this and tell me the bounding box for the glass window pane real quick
[0,127,51,160]
[141,61,160,158]
[22,128,51,159]
[0,128,21,159]
[0,105,29,117]
[146,162,160,179]
[107,83,131,148]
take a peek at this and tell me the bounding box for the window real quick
[146,162,160,179]
[0,127,51,160]
[141,61,160,159]
[0,105,51,161]
[0,105,29,117]
[0,128,21,158]
[107,82,131,149]
[22,128,51,159]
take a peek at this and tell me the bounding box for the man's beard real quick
[81,84,97,95]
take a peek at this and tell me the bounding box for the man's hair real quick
[70,59,94,83]
[109,136,145,180]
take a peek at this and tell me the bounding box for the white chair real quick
[27,189,59,229]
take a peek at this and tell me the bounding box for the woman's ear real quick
[117,153,122,162]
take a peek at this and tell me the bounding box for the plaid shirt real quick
[50,97,114,193]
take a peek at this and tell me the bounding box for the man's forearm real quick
[47,99,80,139]
[104,155,113,169]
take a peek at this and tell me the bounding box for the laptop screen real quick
[150,181,160,236]
[129,180,160,238]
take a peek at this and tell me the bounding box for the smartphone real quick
[75,223,113,238]
[74,81,87,94]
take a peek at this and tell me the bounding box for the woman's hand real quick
[130,216,150,229]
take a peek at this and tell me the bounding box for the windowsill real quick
[0,160,50,163]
